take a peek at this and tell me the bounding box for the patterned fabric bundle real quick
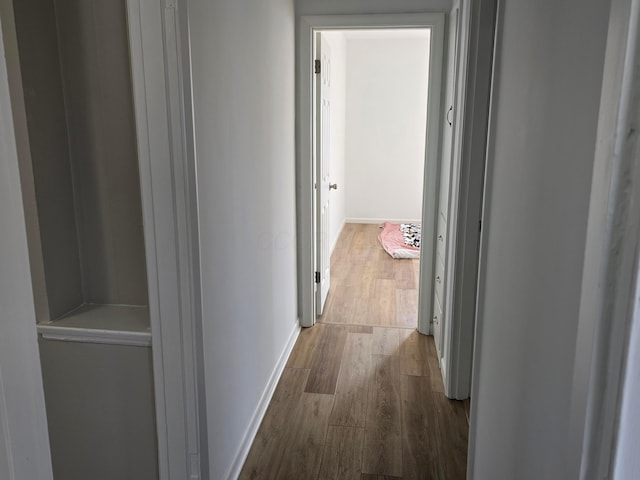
[400,223,421,248]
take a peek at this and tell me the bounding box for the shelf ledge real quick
[37,304,152,347]
[37,325,152,347]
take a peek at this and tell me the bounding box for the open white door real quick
[315,34,332,316]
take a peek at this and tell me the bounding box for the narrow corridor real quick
[240,224,468,479]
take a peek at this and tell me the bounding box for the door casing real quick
[298,13,445,337]
[126,1,208,478]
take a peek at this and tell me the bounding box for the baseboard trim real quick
[224,319,301,480]
[346,217,422,225]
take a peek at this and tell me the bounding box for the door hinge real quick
[479,220,482,233]
[315,271,321,283]
[314,59,321,74]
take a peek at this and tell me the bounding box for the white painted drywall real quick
[470,0,611,478]
[188,0,299,477]
[11,0,83,318]
[0,11,53,479]
[10,0,147,318]
[296,0,452,15]
[0,0,50,324]
[321,31,347,254]
[344,33,429,223]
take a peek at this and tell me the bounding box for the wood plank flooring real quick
[239,224,468,479]
[320,224,420,328]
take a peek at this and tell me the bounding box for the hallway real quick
[240,224,468,479]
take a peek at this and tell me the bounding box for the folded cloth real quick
[378,222,420,259]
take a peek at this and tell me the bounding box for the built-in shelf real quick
[12,0,159,476]
[37,304,151,347]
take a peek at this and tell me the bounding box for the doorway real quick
[298,13,445,335]
[314,28,431,330]
[297,9,479,400]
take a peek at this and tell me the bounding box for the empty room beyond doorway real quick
[315,28,431,329]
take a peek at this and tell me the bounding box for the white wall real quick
[344,33,430,223]
[188,0,298,478]
[0,9,53,479]
[321,31,347,253]
[470,0,611,478]
[322,30,429,247]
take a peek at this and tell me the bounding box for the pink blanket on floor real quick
[378,222,420,259]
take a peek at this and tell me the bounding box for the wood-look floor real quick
[320,224,420,328]
[240,224,468,480]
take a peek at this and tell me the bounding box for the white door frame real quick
[442,0,497,399]
[297,13,446,332]
[566,0,640,476]
[126,1,207,479]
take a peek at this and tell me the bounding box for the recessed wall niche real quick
[9,0,158,478]
[13,0,149,331]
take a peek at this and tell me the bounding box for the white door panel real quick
[316,36,331,315]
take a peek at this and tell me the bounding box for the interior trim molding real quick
[126,0,206,478]
[37,326,152,347]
